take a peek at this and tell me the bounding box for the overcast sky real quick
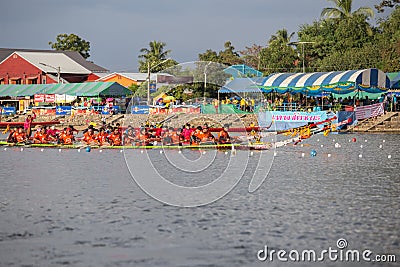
[0,0,387,72]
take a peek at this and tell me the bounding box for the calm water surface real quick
[0,134,399,266]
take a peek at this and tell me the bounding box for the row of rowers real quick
[6,123,232,146]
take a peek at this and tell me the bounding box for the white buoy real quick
[77,149,81,152]
[334,143,341,148]
[3,148,7,151]
[202,151,206,155]
[301,153,305,157]
[321,144,324,148]
[250,151,254,156]
[317,139,320,142]
[332,139,335,142]
[328,153,332,158]
[383,140,386,143]
[274,152,277,156]
[224,151,228,155]
[360,145,363,149]
[178,150,182,154]
[99,149,102,153]
[379,145,383,149]
[349,139,351,142]
[365,139,368,142]
[300,144,304,147]
[120,150,123,153]
[141,150,144,154]
[159,150,163,154]
[388,155,392,159]
[40,148,44,152]
[359,154,363,158]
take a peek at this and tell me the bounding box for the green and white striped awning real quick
[0,82,132,97]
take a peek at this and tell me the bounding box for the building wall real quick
[0,53,42,84]
[99,74,138,88]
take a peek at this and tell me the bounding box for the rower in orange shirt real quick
[96,128,110,146]
[217,125,231,144]
[61,129,74,145]
[108,128,122,146]
[14,127,27,143]
[82,128,97,145]
[33,128,48,144]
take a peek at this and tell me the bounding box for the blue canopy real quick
[219,77,265,93]
[387,72,400,89]
[224,64,263,78]
[260,68,390,95]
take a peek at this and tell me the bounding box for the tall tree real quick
[138,41,176,73]
[321,0,374,19]
[375,0,400,13]
[240,44,263,70]
[49,33,90,59]
[218,41,243,66]
[259,28,297,74]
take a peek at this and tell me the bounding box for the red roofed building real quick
[0,48,108,85]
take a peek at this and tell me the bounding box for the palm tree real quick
[138,41,173,72]
[269,28,295,46]
[321,0,374,19]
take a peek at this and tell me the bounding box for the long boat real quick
[0,141,270,150]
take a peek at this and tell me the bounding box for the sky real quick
[0,0,389,72]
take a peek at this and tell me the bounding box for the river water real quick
[0,133,398,266]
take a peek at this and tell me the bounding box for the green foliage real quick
[138,41,177,73]
[375,0,400,13]
[321,0,374,19]
[198,41,242,66]
[49,33,90,59]
[259,28,298,74]
[128,83,139,94]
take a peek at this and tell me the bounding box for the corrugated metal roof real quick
[0,82,131,97]
[98,72,174,82]
[16,52,91,74]
[0,48,108,72]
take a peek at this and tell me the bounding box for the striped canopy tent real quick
[0,82,132,97]
[259,68,390,95]
[219,77,265,93]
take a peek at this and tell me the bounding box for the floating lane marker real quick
[59,148,62,152]
[4,148,7,151]
[250,151,254,156]
[359,154,363,158]
[77,149,81,153]
[160,150,163,154]
[365,139,368,142]
[383,140,386,143]
[178,150,182,154]
[301,152,305,157]
[274,152,277,156]
[320,144,324,148]
[141,150,144,154]
[388,155,392,159]
[202,151,206,155]
[99,149,102,153]
[41,148,44,152]
[20,148,23,152]
[360,145,363,149]
[327,153,332,158]
[379,145,383,149]
[224,151,228,155]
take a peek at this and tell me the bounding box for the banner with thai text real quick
[258,111,331,131]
